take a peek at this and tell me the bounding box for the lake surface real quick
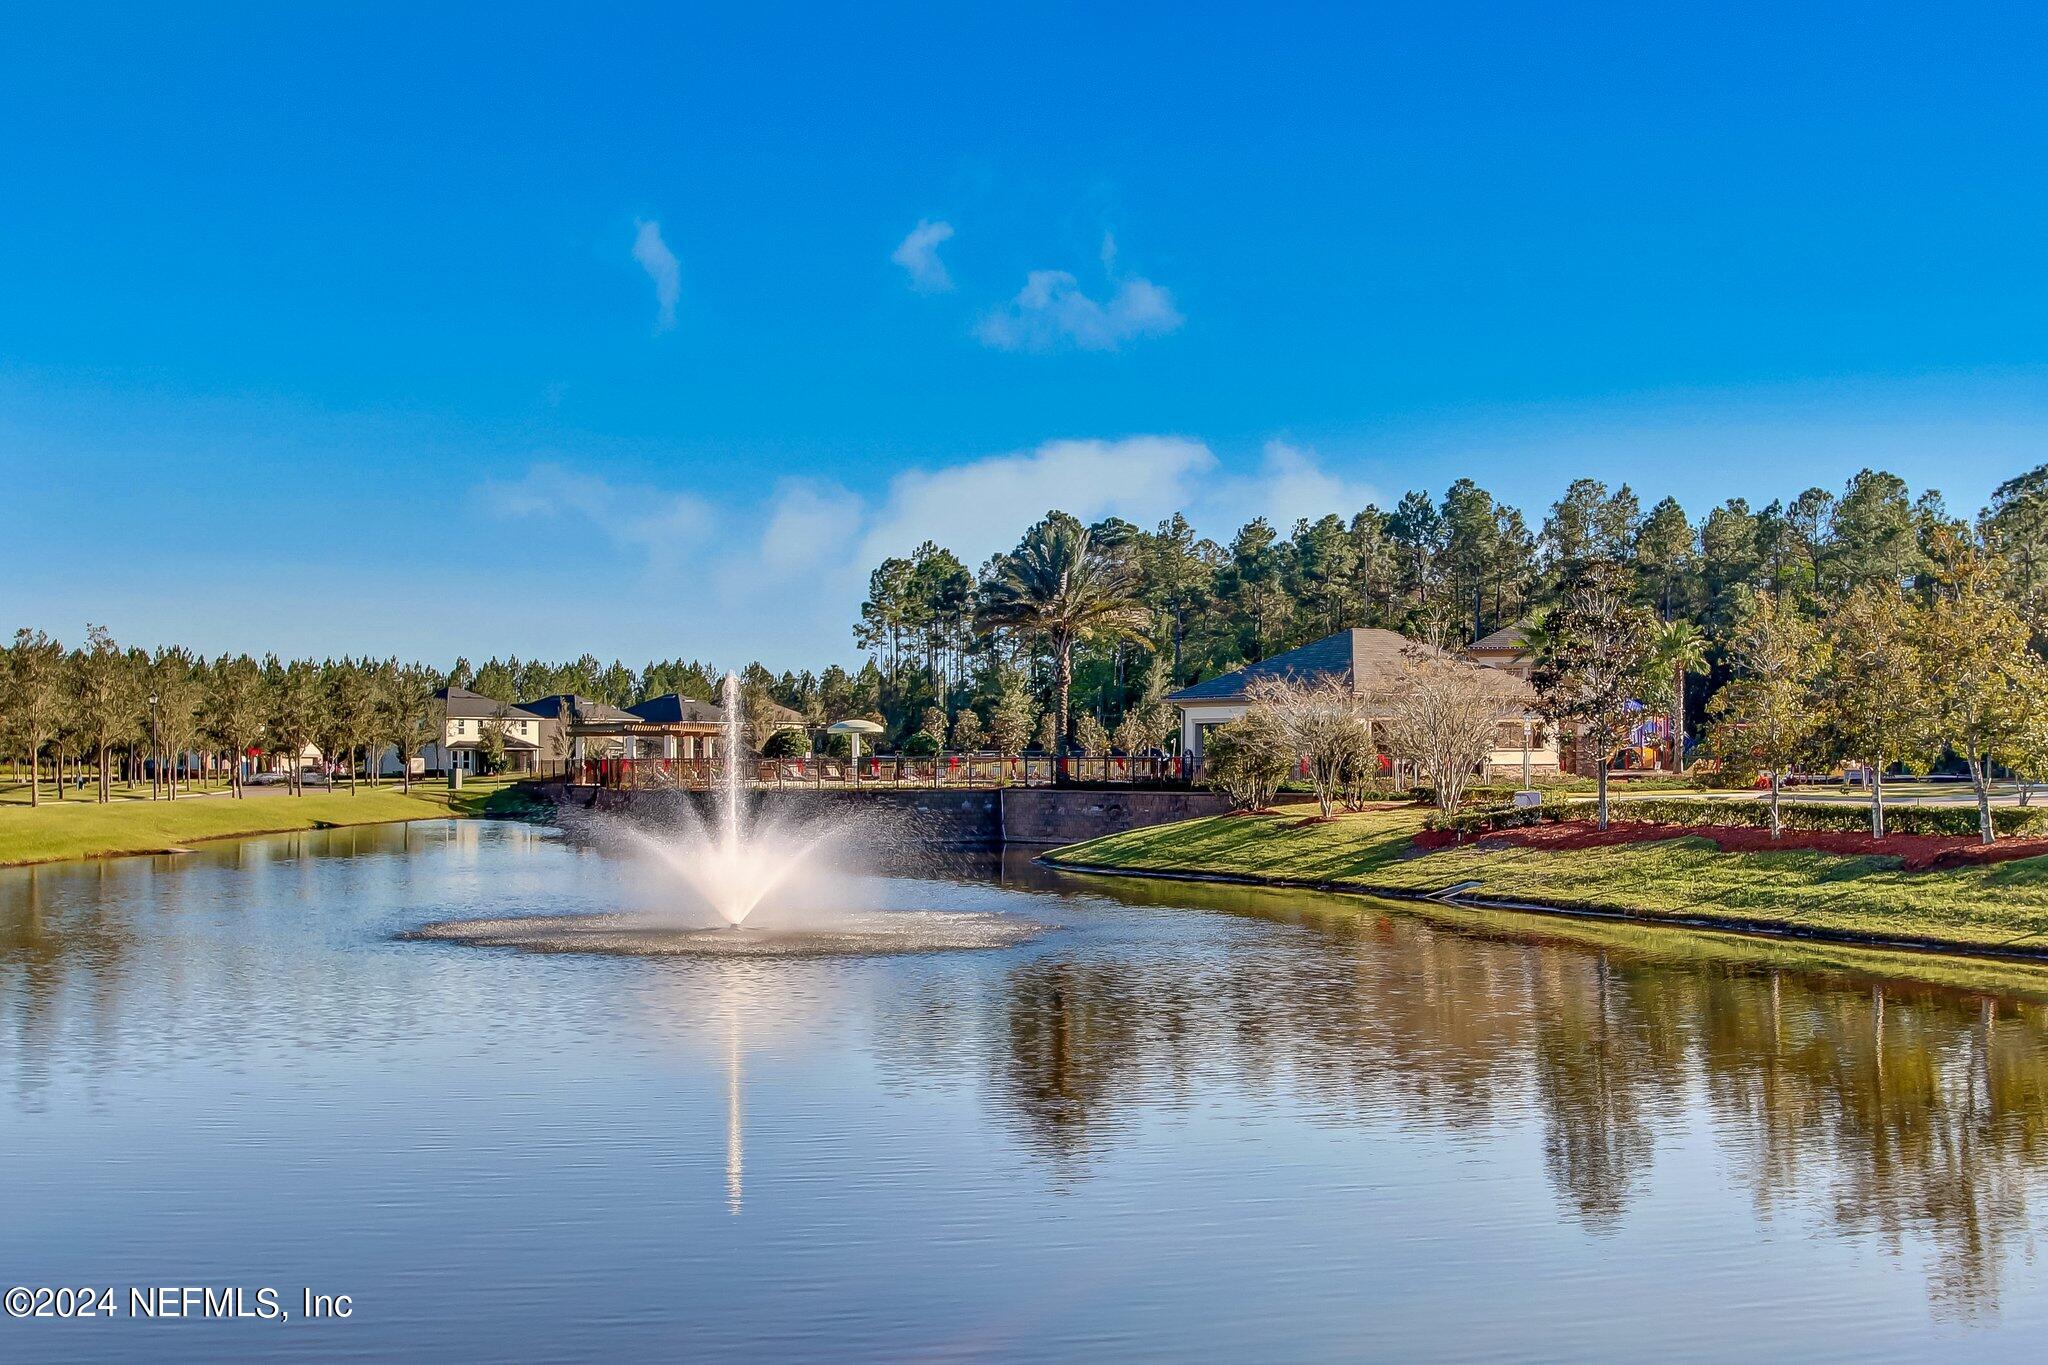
[7,819,2048,1361]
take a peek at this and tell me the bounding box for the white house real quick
[379,687,547,776]
[1167,627,1561,780]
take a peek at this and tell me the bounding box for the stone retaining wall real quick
[997,787,1231,846]
[541,783,1224,847]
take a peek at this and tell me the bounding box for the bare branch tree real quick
[1373,630,1522,815]
[1245,674,1373,819]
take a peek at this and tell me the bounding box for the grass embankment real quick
[1047,805,2048,957]
[0,778,550,867]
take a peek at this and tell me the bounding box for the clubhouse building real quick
[1167,627,1560,780]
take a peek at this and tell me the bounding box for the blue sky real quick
[6,4,2048,669]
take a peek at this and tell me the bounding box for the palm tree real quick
[1514,611,1553,662]
[1648,620,1709,772]
[976,519,1148,752]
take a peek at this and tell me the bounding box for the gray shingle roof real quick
[1469,624,1530,653]
[1167,627,1534,708]
[626,693,806,726]
[436,686,546,721]
[626,694,726,724]
[519,694,639,725]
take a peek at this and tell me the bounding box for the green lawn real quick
[0,777,549,866]
[1047,803,2048,956]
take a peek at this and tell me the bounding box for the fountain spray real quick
[721,671,745,925]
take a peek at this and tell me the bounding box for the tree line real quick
[0,639,846,803]
[853,461,2048,843]
[13,459,2048,821]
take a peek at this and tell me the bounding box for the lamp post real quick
[148,691,161,800]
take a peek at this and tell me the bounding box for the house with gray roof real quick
[518,694,640,764]
[535,692,811,764]
[1166,627,1559,778]
[376,686,548,777]
[1465,623,1534,679]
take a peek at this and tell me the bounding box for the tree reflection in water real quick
[0,862,138,1107]
[884,873,2048,1316]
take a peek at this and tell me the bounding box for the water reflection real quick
[9,827,2048,1342]
[885,867,2048,1315]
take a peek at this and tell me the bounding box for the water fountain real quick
[405,673,1046,957]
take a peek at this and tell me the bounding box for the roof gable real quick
[1469,624,1530,653]
[1166,627,1535,708]
[1166,628,1405,702]
[436,686,545,721]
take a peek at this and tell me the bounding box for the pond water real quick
[6,819,2048,1361]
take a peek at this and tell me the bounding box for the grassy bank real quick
[0,778,550,867]
[1046,804,2048,957]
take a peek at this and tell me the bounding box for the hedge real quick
[1425,804,1551,836]
[1595,797,2048,838]
[1427,796,2048,840]
[1411,781,1584,809]
[1412,776,1705,808]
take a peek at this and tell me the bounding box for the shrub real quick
[901,732,940,757]
[1424,803,1551,837]
[1574,797,2048,839]
[1202,710,1292,811]
[760,728,808,759]
[1411,780,1583,809]
[1424,796,2048,841]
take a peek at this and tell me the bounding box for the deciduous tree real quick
[4,629,65,806]
[204,654,266,797]
[1245,674,1373,819]
[1816,585,1926,837]
[1530,561,1657,829]
[73,624,137,803]
[147,646,204,798]
[1916,537,2046,844]
[1374,634,1522,816]
[1707,590,1820,839]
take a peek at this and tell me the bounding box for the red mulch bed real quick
[1411,820,2048,872]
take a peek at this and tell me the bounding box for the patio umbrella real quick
[825,718,885,765]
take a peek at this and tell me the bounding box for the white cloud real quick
[975,270,1183,352]
[756,479,849,577]
[858,436,1217,569]
[478,435,1376,668]
[890,219,955,293]
[632,219,680,332]
[481,461,711,575]
[1197,440,1383,533]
